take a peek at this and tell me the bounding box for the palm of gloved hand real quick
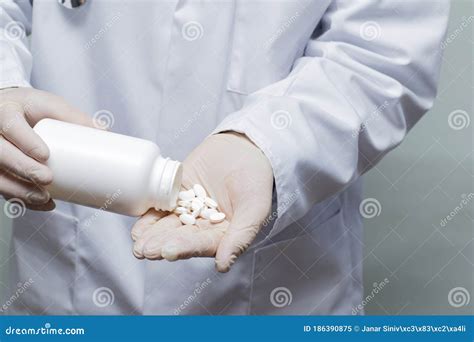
[131,132,273,272]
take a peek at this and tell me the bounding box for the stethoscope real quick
[58,0,87,9]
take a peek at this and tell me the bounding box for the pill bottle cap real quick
[152,157,183,211]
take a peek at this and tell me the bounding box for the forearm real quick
[214,0,450,236]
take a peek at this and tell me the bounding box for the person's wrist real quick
[214,131,274,182]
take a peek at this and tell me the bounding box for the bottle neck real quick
[150,156,182,211]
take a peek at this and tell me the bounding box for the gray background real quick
[361,0,473,315]
[0,0,472,315]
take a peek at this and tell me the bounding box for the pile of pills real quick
[174,184,226,225]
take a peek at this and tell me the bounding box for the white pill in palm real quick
[193,184,207,198]
[178,190,195,201]
[192,207,202,218]
[204,197,218,209]
[174,207,188,215]
[178,200,191,208]
[179,213,196,225]
[209,212,226,223]
[191,198,203,211]
[200,208,218,220]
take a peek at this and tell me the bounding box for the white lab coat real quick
[0,0,448,314]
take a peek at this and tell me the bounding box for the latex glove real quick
[0,87,94,210]
[132,132,274,272]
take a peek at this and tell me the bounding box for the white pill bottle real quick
[34,119,182,216]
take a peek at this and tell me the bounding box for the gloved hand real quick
[132,132,274,272]
[0,87,94,210]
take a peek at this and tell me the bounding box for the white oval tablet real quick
[200,208,218,220]
[177,200,191,208]
[191,198,204,211]
[204,197,218,209]
[178,189,195,201]
[179,213,196,225]
[209,212,226,224]
[193,184,207,198]
[174,207,188,215]
[191,207,202,218]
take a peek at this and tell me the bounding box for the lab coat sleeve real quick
[0,0,32,88]
[213,1,450,236]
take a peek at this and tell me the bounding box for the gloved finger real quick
[0,136,53,185]
[144,219,229,261]
[139,220,202,260]
[140,224,200,261]
[131,209,167,241]
[215,200,270,273]
[0,102,50,162]
[15,89,95,128]
[215,222,260,273]
[132,214,181,259]
[0,171,50,205]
